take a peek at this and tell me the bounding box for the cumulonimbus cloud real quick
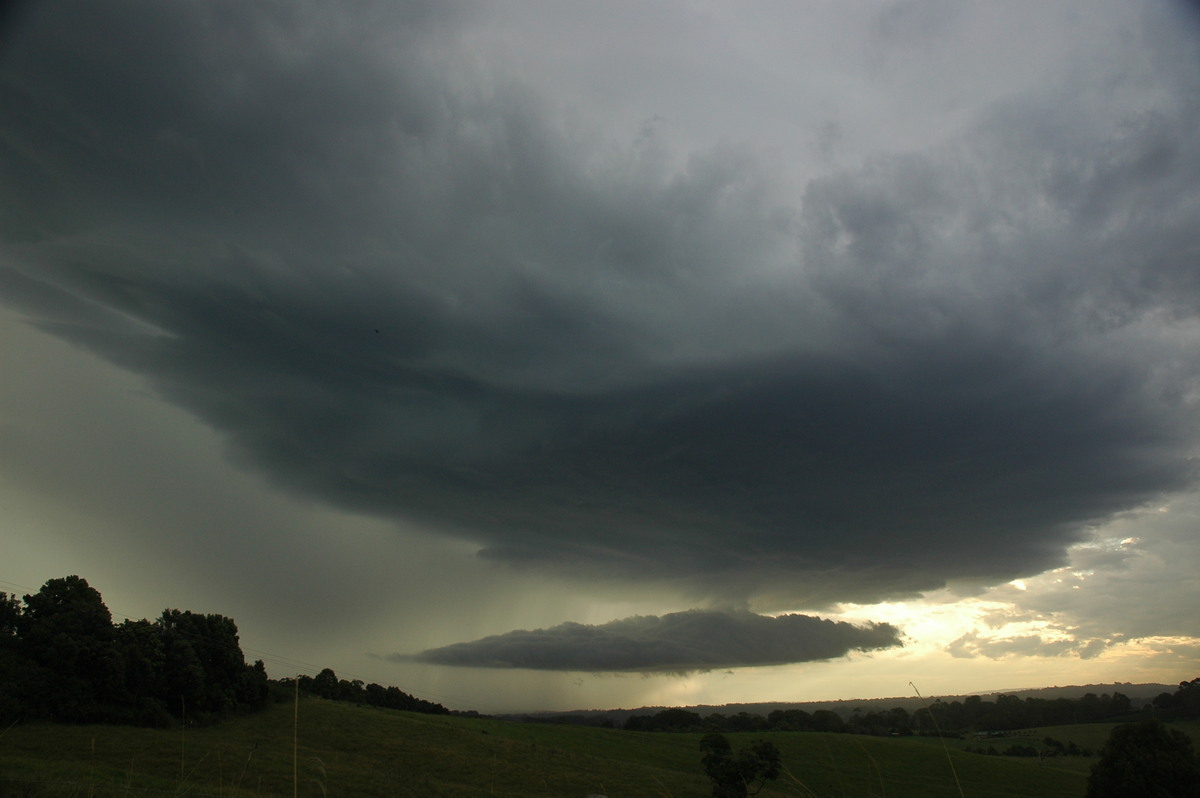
[403,610,903,673]
[1,0,1199,610]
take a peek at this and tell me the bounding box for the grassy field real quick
[0,697,1118,797]
[901,720,1200,776]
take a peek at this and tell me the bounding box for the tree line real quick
[919,691,1135,732]
[295,667,450,715]
[0,576,269,726]
[624,680,1199,736]
[0,575,455,728]
[1151,677,1200,721]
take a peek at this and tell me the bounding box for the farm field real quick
[0,697,1097,797]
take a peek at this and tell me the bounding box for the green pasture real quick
[0,698,1104,797]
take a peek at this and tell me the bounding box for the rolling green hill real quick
[0,697,1094,797]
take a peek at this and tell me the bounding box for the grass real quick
[0,697,1102,797]
[903,720,1200,776]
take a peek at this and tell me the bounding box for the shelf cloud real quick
[2,0,1199,708]
[406,610,903,673]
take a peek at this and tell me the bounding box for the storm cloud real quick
[2,0,1199,613]
[407,610,903,673]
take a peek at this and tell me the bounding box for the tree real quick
[158,609,266,720]
[700,733,782,798]
[1180,679,1200,719]
[810,709,846,733]
[0,592,20,639]
[886,706,911,735]
[625,708,704,732]
[16,576,123,721]
[0,591,27,722]
[312,667,339,699]
[767,709,812,731]
[1086,720,1200,798]
[114,618,171,726]
[0,576,269,726]
[725,712,768,733]
[1155,678,1200,721]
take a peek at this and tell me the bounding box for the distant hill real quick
[510,682,1175,726]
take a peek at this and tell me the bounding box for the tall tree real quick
[1086,720,1200,798]
[159,609,264,719]
[114,618,171,726]
[0,591,27,720]
[0,592,19,639]
[0,576,269,726]
[16,576,123,721]
[700,733,781,798]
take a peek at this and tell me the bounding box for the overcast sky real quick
[2,0,1198,713]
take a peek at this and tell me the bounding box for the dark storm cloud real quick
[2,1,1199,606]
[406,610,902,673]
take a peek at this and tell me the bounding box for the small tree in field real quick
[700,733,781,798]
[1086,720,1200,798]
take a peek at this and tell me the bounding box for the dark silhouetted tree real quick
[158,609,266,720]
[625,708,704,732]
[0,576,268,726]
[1154,678,1200,721]
[312,667,339,699]
[294,669,449,715]
[725,711,769,733]
[810,709,846,733]
[766,708,812,731]
[1181,679,1200,720]
[886,706,911,734]
[0,592,19,638]
[114,618,171,726]
[0,591,25,720]
[1086,720,1200,798]
[700,733,781,798]
[16,576,123,720]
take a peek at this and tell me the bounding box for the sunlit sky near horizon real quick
[2,0,1199,714]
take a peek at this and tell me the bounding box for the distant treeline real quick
[0,575,454,729]
[621,679,1200,736]
[1152,677,1200,721]
[0,576,269,726]
[624,706,888,734]
[963,736,1093,758]
[294,667,450,716]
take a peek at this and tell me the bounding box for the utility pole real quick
[293,676,299,798]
